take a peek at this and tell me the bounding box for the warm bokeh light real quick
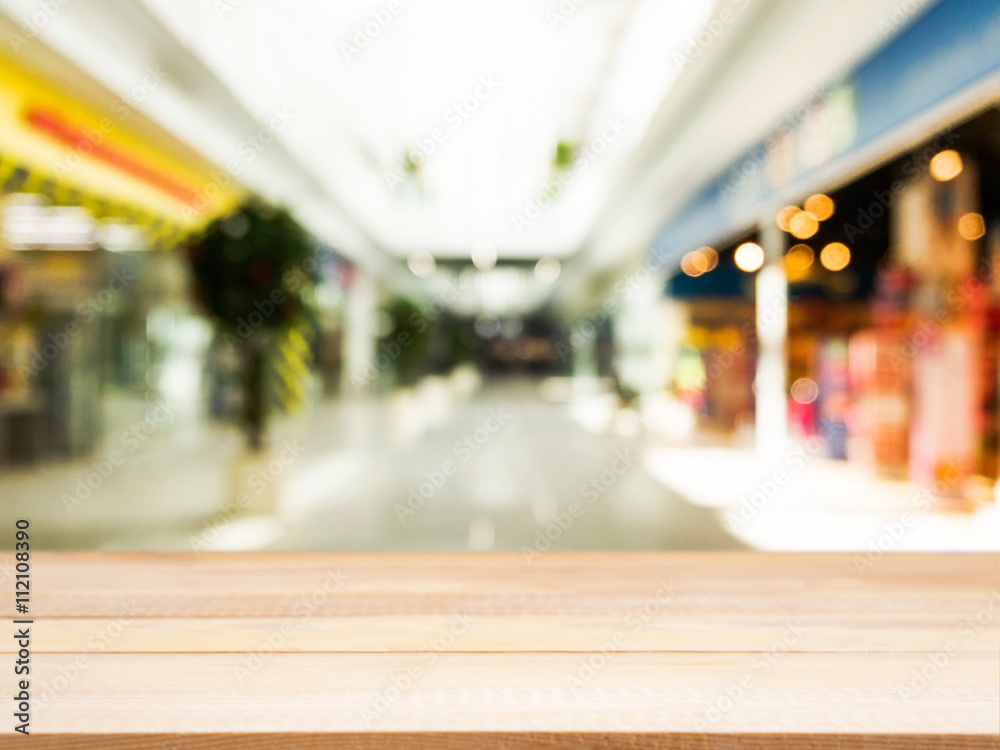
[789,210,819,239]
[784,244,814,281]
[734,242,765,272]
[930,150,963,182]
[820,242,851,271]
[697,246,719,272]
[534,256,561,284]
[407,252,436,278]
[681,251,705,277]
[681,246,720,277]
[776,205,800,232]
[786,243,815,271]
[804,194,835,221]
[790,378,819,404]
[4,0,998,571]
[958,212,986,241]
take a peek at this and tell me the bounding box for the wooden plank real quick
[1,552,997,748]
[6,552,997,618]
[4,734,997,749]
[21,652,999,734]
[8,614,998,653]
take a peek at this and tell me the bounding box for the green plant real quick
[553,140,577,171]
[382,297,431,387]
[186,198,317,450]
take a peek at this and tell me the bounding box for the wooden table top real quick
[2,551,998,748]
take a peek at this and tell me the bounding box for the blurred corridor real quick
[2,0,1000,553]
[1,377,746,551]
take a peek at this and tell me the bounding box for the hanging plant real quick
[553,140,577,171]
[185,197,317,450]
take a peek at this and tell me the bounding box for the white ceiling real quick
[0,0,938,315]
[557,0,941,313]
[132,0,716,260]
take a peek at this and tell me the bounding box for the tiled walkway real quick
[8,376,994,554]
[1,377,744,552]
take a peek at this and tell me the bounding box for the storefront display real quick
[847,330,909,476]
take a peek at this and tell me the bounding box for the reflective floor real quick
[1,377,746,552]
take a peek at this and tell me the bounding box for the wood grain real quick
[1,552,997,748]
[13,612,998,653]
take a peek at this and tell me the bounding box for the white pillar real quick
[755,217,789,465]
[341,271,378,396]
[613,269,663,398]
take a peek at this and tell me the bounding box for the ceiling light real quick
[958,213,986,241]
[804,194,834,221]
[534,257,561,284]
[471,243,497,271]
[785,244,814,271]
[930,150,963,182]
[789,211,819,239]
[734,242,765,272]
[776,206,799,232]
[681,246,719,277]
[696,246,718,271]
[785,244,814,281]
[820,242,850,271]
[407,252,436,278]
[680,251,704,277]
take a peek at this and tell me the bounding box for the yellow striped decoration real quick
[271,323,315,414]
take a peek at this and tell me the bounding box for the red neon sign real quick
[25,107,201,207]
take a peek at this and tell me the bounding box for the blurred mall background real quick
[1,0,999,552]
